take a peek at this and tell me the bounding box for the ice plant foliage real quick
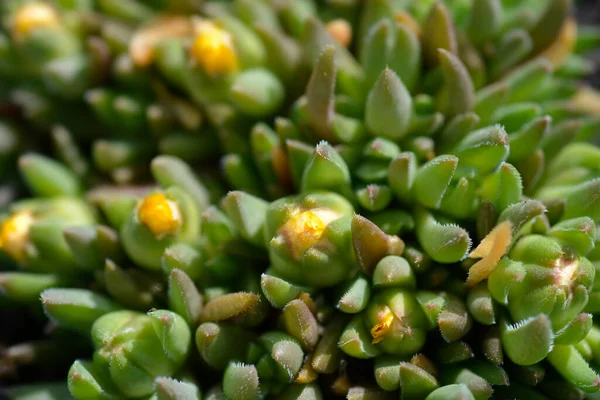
[2,0,600,399]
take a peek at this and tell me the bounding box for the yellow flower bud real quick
[0,211,35,262]
[278,210,328,260]
[295,357,318,384]
[12,2,60,38]
[326,19,352,48]
[370,308,395,344]
[138,193,181,238]
[553,256,579,288]
[466,221,512,287]
[190,21,238,76]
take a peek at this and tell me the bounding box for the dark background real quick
[577,0,600,87]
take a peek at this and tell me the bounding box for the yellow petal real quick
[278,210,327,260]
[0,210,35,262]
[138,193,181,237]
[129,16,194,67]
[466,221,512,287]
[370,309,395,344]
[190,20,238,76]
[540,18,577,69]
[12,2,59,38]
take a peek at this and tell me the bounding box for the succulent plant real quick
[3,0,600,399]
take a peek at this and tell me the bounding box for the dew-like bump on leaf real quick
[437,49,475,118]
[305,46,336,141]
[464,360,509,387]
[413,155,458,209]
[372,255,416,290]
[554,313,593,345]
[162,241,207,282]
[540,119,582,162]
[438,176,478,220]
[357,0,393,58]
[362,20,392,90]
[284,139,314,189]
[491,102,542,133]
[374,355,402,391]
[474,82,509,126]
[501,58,553,103]
[283,299,318,350]
[356,184,393,212]
[388,152,417,204]
[278,383,323,400]
[497,199,546,235]
[302,16,361,82]
[452,125,509,175]
[196,322,252,370]
[155,377,200,400]
[416,291,447,330]
[68,360,119,400]
[445,366,493,400]
[0,272,61,304]
[549,217,596,256]
[41,288,121,334]
[352,214,399,276]
[230,68,285,118]
[260,273,305,309]
[389,23,421,93]
[561,179,600,222]
[221,191,268,248]
[423,2,457,66]
[466,287,495,330]
[481,327,503,365]
[365,68,413,141]
[168,269,203,327]
[398,362,439,400]
[437,112,480,154]
[518,150,545,195]
[425,384,475,400]
[501,314,554,366]
[301,141,352,196]
[468,0,502,45]
[149,309,191,362]
[508,116,551,163]
[18,153,82,198]
[223,363,261,400]
[312,314,348,374]
[63,226,104,272]
[271,339,304,382]
[200,292,260,322]
[337,274,371,313]
[104,259,153,310]
[415,208,471,263]
[547,344,600,392]
[338,315,382,359]
[438,341,475,364]
[438,295,473,343]
[255,24,303,85]
[490,30,533,81]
